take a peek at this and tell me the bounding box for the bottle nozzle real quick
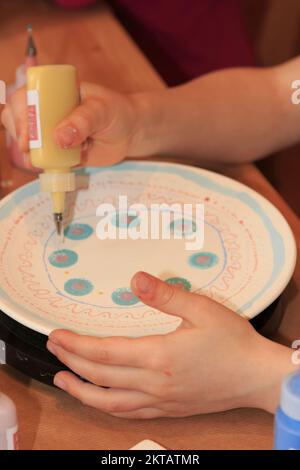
[26,24,37,57]
[54,213,63,237]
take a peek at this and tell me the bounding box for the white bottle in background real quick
[0,393,19,450]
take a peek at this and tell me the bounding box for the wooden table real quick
[0,0,299,450]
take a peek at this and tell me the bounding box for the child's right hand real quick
[47,271,296,419]
[1,82,142,166]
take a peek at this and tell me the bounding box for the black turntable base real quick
[0,310,65,386]
[0,298,280,387]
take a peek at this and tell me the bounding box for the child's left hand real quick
[47,271,295,419]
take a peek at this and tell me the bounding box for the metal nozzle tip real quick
[26,23,37,57]
[54,213,63,236]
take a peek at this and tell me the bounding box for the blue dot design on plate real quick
[64,223,93,240]
[165,277,192,292]
[111,288,139,306]
[189,252,219,269]
[169,219,197,236]
[48,249,78,268]
[64,278,94,296]
[111,211,140,229]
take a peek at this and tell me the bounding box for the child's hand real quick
[47,271,295,419]
[1,83,140,166]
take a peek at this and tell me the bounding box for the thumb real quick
[54,98,108,149]
[131,271,209,325]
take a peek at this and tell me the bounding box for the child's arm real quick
[2,57,300,165]
[46,272,297,418]
[130,56,300,163]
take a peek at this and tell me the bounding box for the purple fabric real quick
[54,0,255,85]
[110,0,255,85]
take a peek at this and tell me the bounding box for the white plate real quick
[0,161,296,337]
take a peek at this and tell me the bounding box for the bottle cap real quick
[39,172,75,193]
[0,393,17,427]
[281,371,300,421]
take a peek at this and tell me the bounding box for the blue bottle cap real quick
[281,371,300,421]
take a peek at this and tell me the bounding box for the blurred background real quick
[245,0,300,217]
[1,0,299,216]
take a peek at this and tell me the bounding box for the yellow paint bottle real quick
[27,65,81,234]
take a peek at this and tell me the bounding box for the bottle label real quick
[6,425,19,450]
[27,89,42,149]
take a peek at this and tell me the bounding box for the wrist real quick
[245,336,297,414]
[127,91,167,157]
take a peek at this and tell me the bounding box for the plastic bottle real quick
[0,393,19,450]
[26,64,81,234]
[274,370,300,450]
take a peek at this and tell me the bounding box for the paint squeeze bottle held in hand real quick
[274,370,300,450]
[27,65,81,235]
[7,24,38,171]
[0,393,19,450]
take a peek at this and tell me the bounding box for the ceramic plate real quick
[0,161,296,337]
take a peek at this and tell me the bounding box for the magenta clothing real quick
[54,0,254,85]
[110,0,254,85]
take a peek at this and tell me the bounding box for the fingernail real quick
[46,341,57,355]
[48,333,60,346]
[54,376,67,391]
[56,126,77,148]
[135,272,155,294]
